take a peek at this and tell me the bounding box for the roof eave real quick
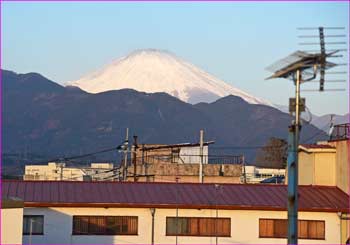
[23,202,349,213]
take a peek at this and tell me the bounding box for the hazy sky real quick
[2,2,349,116]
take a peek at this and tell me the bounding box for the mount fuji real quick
[67,49,272,105]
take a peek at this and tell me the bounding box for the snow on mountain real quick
[67,49,272,105]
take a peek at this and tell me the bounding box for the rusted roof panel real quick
[2,181,349,212]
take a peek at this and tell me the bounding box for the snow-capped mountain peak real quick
[67,49,272,105]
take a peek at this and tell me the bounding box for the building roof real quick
[142,141,215,151]
[1,197,23,209]
[2,181,349,213]
[300,144,335,149]
[299,144,336,153]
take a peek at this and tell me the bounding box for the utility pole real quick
[133,135,138,182]
[199,129,204,183]
[58,158,65,181]
[242,155,247,184]
[123,128,129,181]
[286,69,302,243]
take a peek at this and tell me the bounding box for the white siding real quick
[179,146,208,164]
[23,207,341,244]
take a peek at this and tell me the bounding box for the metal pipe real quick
[199,130,204,183]
[287,69,302,244]
[133,136,138,182]
[242,155,247,184]
[123,128,129,181]
[150,208,156,245]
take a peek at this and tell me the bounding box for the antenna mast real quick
[266,26,345,244]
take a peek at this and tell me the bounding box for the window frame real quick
[259,218,325,240]
[166,216,231,237]
[23,215,44,235]
[72,216,138,236]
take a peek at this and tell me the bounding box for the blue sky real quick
[2,2,349,116]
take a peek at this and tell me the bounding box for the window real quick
[259,219,325,240]
[72,216,138,235]
[171,149,180,163]
[23,215,44,235]
[166,217,230,237]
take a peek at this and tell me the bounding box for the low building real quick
[124,142,243,183]
[298,144,337,186]
[129,162,242,183]
[133,142,212,165]
[242,165,285,183]
[24,162,116,181]
[3,180,349,244]
[1,197,23,244]
[296,124,349,195]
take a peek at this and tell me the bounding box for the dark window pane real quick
[72,216,137,235]
[298,220,308,239]
[166,217,230,237]
[274,219,287,238]
[23,216,44,235]
[259,219,325,240]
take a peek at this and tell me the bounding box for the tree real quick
[255,137,288,168]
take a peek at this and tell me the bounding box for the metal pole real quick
[199,130,204,183]
[60,163,64,181]
[123,128,129,181]
[287,69,301,244]
[133,136,138,182]
[242,155,247,184]
[175,176,179,245]
[150,208,156,245]
[29,218,33,245]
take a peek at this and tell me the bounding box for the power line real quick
[26,146,121,165]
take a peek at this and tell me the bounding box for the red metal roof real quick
[2,181,349,213]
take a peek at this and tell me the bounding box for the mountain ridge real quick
[67,49,272,105]
[2,69,327,172]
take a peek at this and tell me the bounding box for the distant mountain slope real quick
[311,113,349,132]
[275,104,349,132]
[67,49,272,105]
[2,69,326,168]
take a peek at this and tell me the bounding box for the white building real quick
[2,180,349,244]
[243,165,285,183]
[24,162,116,181]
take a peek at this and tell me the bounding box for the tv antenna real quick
[265,26,346,244]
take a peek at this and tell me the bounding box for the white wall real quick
[1,208,23,244]
[22,207,341,244]
[179,146,208,164]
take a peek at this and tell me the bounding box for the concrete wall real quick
[180,146,208,164]
[298,150,336,186]
[298,140,349,194]
[314,152,336,186]
[1,208,23,244]
[128,161,242,183]
[298,151,314,185]
[329,140,350,194]
[22,207,342,244]
[24,163,84,181]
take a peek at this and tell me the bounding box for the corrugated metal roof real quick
[2,181,349,213]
